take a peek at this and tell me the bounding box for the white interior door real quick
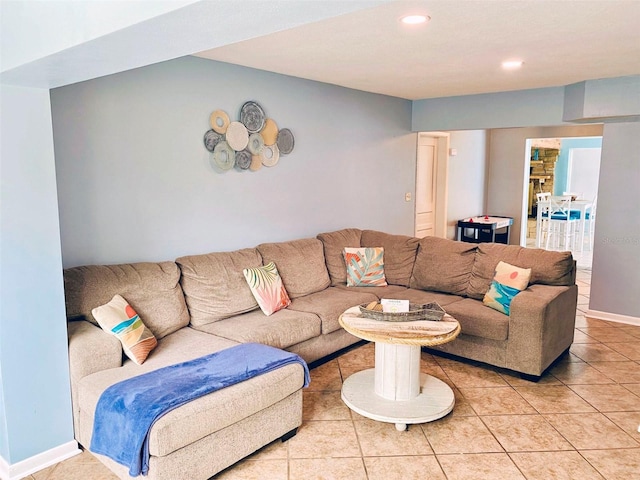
[415,136,437,237]
[567,148,601,201]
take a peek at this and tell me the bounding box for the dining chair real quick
[546,195,580,251]
[535,192,551,248]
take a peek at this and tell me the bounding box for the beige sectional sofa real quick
[64,229,577,479]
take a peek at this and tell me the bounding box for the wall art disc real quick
[203,129,223,152]
[240,101,266,133]
[250,155,263,171]
[260,118,279,146]
[247,133,265,155]
[210,110,230,134]
[235,149,252,170]
[260,143,280,167]
[276,128,294,155]
[225,121,249,151]
[212,141,235,171]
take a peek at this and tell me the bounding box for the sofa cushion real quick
[410,237,477,296]
[64,262,189,340]
[288,287,378,334]
[344,247,388,287]
[443,298,510,341]
[193,308,321,350]
[467,243,574,300]
[316,228,362,286]
[176,248,261,326]
[243,262,291,316]
[257,238,331,298]
[361,230,419,287]
[91,294,157,365]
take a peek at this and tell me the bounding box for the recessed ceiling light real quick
[502,60,524,70]
[401,15,430,25]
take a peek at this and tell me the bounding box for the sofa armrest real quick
[68,320,122,384]
[506,284,578,376]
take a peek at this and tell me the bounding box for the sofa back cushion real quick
[63,262,189,340]
[467,243,575,300]
[410,237,477,295]
[257,238,331,298]
[316,228,362,286]
[176,248,262,326]
[361,230,420,287]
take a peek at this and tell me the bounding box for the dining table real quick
[536,197,593,252]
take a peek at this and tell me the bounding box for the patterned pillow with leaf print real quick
[243,262,291,316]
[343,247,388,287]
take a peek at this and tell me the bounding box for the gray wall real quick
[51,57,416,267]
[590,122,640,317]
[446,130,488,239]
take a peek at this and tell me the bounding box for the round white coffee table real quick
[339,306,460,431]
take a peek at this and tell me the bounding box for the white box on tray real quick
[380,299,409,313]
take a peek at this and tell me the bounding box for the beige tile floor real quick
[25,267,640,480]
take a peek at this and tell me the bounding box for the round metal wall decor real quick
[235,149,252,170]
[247,133,265,155]
[250,155,263,171]
[212,141,235,171]
[210,110,230,134]
[240,101,266,133]
[260,118,279,146]
[203,101,295,173]
[225,121,249,151]
[260,144,280,167]
[276,128,295,155]
[203,129,223,152]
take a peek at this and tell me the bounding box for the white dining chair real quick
[535,192,551,248]
[546,196,580,251]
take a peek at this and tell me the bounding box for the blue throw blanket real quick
[90,343,310,477]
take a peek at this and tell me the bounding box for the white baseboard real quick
[585,309,640,326]
[0,440,80,480]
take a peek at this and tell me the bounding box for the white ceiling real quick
[195,0,640,100]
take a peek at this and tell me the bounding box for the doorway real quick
[524,136,602,269]
[415,132,449,238]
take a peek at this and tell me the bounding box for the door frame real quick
[416,132,450,238]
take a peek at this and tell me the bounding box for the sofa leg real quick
[281,428,298,442]
[519,372,542,382]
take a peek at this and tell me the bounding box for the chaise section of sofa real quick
[64,261,307,480]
